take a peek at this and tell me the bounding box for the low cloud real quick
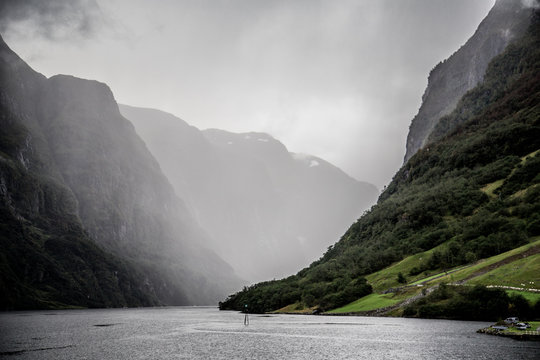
[0,0,496,188]
[0,0,105,41]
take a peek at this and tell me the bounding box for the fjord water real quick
[1,307,538,359]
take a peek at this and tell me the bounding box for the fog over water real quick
[0,0,496,188]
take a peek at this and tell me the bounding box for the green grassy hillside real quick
[328,237,540,315]
[220,13,540,317]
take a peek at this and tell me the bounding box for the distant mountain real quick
[120,105,378,281]
[0,35,240,309]
[220,5,540,315]
[404,0,532,162]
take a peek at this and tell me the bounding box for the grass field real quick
[521,149,540,163]
[505,290,540,305]
[272,302,315,314]
[421,237,540,286]
[365,244,445,292]
[366,237,539,292]
[468,253,540,288]
[410,265,469,285]
[328,287,422,314]
[481,179,504,197]
[329,237,540,314]
[326,293,400,314]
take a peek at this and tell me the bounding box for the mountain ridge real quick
[120,104,378,282]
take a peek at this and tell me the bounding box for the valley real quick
[0,0,538,328]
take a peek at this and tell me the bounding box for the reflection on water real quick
[1,307,539,359]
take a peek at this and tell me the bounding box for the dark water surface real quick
[0,307,538,359]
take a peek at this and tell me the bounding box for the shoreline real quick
[477,327,540,341]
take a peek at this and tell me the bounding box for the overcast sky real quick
[1,0,496,188]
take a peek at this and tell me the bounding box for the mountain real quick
[404,0,533,162]
[0,35,240,309]
[119,105,378,281]
[219,6,540,316]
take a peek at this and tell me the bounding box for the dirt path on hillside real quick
[325,244,540,317]
[456,244,540,284]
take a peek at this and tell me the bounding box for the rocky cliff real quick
[404,0,533,162]
[120,105,378,281]
[0,35,240,308]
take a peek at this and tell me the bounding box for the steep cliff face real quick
[404,0,532,162]
[0,37,159,309]
[120,105,378,281]
[0,36,240,308]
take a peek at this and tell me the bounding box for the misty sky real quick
[1,0,496,188]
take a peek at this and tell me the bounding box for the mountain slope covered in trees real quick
[220,9,540,315]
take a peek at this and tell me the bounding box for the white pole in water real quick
[244,304,249,326]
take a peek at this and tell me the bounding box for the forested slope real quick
[220,11,540,314]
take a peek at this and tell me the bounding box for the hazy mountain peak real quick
[203,129,285,149]
[120,103,192,129]
[47,74,120,117]
[121,105,378,281]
